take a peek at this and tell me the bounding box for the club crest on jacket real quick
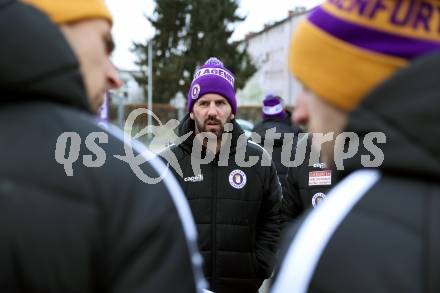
[229,169,247,189]
[312,192,327,207]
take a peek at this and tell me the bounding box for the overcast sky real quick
[106,0,324,70]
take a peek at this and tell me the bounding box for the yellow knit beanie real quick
[289,0,440,111]
[21,0,112,24]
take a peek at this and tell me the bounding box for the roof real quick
[243,7,312,41]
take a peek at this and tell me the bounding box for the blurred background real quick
[101,0,324,152]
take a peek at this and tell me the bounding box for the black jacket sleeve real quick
[103,164,203,293]
[281,166,304,230]
[255,162,282,278]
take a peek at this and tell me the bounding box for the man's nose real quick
[106,60,123,90]
[293,92,309,127]
[207,103,218,117]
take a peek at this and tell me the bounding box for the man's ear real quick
[190,112,195,120]
[231,113,235,120]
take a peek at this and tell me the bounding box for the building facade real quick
[238,8,310,107]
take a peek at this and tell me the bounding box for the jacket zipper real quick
[211,161,218,290]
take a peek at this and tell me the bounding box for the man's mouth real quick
[206,120,220,127]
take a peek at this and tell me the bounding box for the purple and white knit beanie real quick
[262,95,286,120]
[187,57,237,113]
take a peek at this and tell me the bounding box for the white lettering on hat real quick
[263,104,283,115]
[192,67,235,87]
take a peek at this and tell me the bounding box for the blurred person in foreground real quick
[272,0,440,292]
[0,0,204,292]
[281,93,336,228]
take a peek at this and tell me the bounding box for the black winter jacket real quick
[252,112,301,189]
[273,52,440,293]
[162,115,281,293]
[281,136,334,226]
[0,2,203,292]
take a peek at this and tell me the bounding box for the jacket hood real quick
[0,0,89,111]
[176,113,245,156]
[342,51,440,180]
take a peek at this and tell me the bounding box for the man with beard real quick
[162,57,281,293]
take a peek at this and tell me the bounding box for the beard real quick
[194,115,233,138]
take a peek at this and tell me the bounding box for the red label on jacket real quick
[308,171,332,186]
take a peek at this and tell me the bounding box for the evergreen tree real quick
[132,0,256,104]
